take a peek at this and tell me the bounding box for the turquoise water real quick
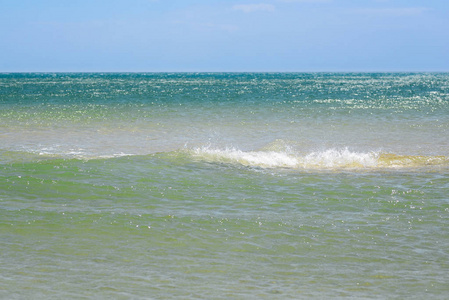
[1,73,449,298]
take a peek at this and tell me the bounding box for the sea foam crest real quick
[302,148,378,168]
[193,146,298,168]
[192,146,379,169]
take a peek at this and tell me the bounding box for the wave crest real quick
[193,146,298,168]
[190,146,449,170]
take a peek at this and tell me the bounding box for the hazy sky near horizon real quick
[1,0,448,72]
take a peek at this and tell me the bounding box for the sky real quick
[1,0,448,72]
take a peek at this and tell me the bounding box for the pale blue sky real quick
[1,0,448,72]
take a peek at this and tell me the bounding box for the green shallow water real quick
[1,155,449,299]
[1,73,449,298]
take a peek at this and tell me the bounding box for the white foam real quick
[191,146,379,169]
[301,148,378,168]
[193,146,298,168]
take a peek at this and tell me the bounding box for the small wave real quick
[3,145,449,170]
[190,146,449,170]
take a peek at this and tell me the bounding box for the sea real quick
[1,72,448,299]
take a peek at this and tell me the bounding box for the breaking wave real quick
[190,146,449,170]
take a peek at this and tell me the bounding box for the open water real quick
[1,73,449,299]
